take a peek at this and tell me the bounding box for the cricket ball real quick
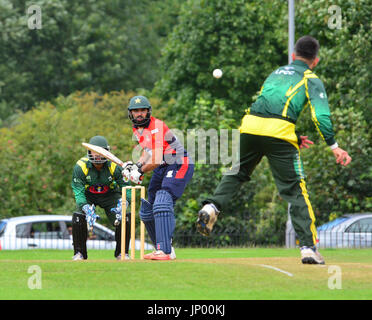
[213,69,223,79]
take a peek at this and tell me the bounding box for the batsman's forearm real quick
[141,163,160,173]
[138,147,163,173]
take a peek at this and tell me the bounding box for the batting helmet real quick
[128,95,152,127]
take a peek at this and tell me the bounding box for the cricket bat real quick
[82,142,126,168]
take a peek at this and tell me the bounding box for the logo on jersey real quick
[166,170,174,178]
[88,185,110,194]
[275,67,295,75]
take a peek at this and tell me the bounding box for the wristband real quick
[330,142,338,150]
[136,162,144,174]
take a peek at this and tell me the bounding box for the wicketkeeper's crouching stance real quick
[71,135,132,261]
[122,95,194,260]
[197,36,352,265]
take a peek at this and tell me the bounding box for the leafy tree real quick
[0,0,183,126]
[155,0,288,126]
[295,0,372,123]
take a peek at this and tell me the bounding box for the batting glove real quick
[122,161,134,182]
[122,161,134,169]
[82,204,100,230]
[122,168,131,182]
[129,163,144,185]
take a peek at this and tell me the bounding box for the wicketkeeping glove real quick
[111,198,129,226]
[82,204,100,230]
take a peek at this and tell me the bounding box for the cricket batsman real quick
[122,95,194,260]
[71,135,132,260]
[197,35,352,265]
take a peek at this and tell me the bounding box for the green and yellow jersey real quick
[240,60,336,148]
[71,157,131,210]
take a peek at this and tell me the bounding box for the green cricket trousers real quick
[83,190,122,225]
[205,133,317,247]
[83,190,131,257]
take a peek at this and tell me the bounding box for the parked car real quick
[317,213,372,248]
[285,212,372,248]
[0,215,152,251]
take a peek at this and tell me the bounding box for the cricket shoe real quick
[72,252,84,261]
[150,250,171,260]
[196,203,220,236]
[143,249,155,260]
[170,246,176,260]
[144,247,176,261]
[116,254,130,261]
[301,246,325,265]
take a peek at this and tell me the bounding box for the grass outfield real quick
[1,248,372,300]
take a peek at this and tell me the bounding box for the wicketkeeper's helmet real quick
[87,135,110,164]
[128,95,152,127]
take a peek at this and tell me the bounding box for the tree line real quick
[0,0,370,245]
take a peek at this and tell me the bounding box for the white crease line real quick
[257,264,294,277]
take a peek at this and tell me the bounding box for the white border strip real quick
[257,264,294,277]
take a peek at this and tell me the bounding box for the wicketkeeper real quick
[197,36,352,265]
[71,135,132,260]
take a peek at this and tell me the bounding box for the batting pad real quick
[114,217,131,257]
[153,190,175,254]
[139,198,156,245]
[72,212,88,259]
